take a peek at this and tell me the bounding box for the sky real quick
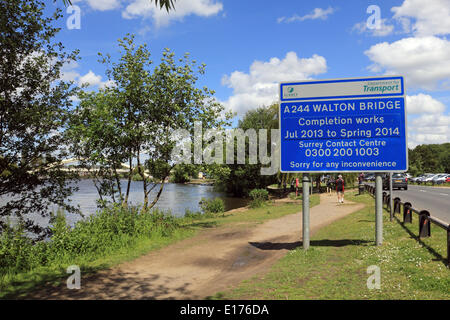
[51,0,450,149]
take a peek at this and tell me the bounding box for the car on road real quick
[383,173,408,190]
[364,173,375,182]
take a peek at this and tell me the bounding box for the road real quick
[368,183,449,223]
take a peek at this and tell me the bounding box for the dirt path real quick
[26,193,364,300]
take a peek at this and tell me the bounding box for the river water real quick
[1,179,247,229]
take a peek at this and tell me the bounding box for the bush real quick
[199,197,225,215]
[249,189,269,208]
[249,189,269,201]
[0,204,181,276]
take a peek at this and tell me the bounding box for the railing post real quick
[419,210,431,238]
[447,227,450,267]
[394,197,401,215]
[403,202,412,223]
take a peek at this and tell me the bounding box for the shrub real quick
[249,189,269,208]
[0,204,182,277]
[249,189,269,201]
[199,197,225,215]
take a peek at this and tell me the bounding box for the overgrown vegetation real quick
[0,206,179,276]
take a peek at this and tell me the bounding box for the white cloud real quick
[411,113,450,127]
[122,0,223,27]
[408,113,450,147]
[79,70,103,87]
[74,0,121,11]
[60,63,113,90]
[88,0,121,11]
[278,7,335,23]
[392,0,450,36]
[365,36,450,90]
[99,79,117,89]
[352,19,394,37]
[406,94,446,114]
[221,52,327,115]
[60,61,80,82]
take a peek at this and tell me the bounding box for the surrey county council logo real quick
[285,86,298,98]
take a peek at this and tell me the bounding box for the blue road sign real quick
[279,76,407,173]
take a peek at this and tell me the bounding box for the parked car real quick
[423,174,440,184]
[432,174,449,185]
[383,173,408,190]
[417,173,434,184]
[364,173,375,182]
[410,175,424,183]
[446,176,450,183]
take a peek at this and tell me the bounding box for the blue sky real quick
[51,0,450,148]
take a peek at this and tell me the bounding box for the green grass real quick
[213,192,449,300]
[203,194,319,227]
[0,194,319,299]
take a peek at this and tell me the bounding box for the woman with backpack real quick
[336,175,345,203]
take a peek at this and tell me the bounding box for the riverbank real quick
[185,178,215,185]
[214,192,450,300]
[1,194,319,299]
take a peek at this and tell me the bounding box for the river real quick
[1,179,247,229]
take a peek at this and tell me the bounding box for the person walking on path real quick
[326,176,333,194]
[336,175,345,203]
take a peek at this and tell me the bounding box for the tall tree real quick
[70,34,230,210]
[0,0,80,238]
[210,104,279,197]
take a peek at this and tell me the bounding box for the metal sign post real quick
[375,173,383,245]
[302,174,310,250]
[389,172,393,221]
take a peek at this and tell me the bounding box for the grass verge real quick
[0,194,319,299]
[212,192,449,300]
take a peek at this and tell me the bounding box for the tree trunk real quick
[147,178,166,211]
[112,158,123,203]
[123,155,133,207]
[136,150,149,209]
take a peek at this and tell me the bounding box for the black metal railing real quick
[364,184,450,266]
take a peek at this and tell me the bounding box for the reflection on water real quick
[1,179,247,228]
